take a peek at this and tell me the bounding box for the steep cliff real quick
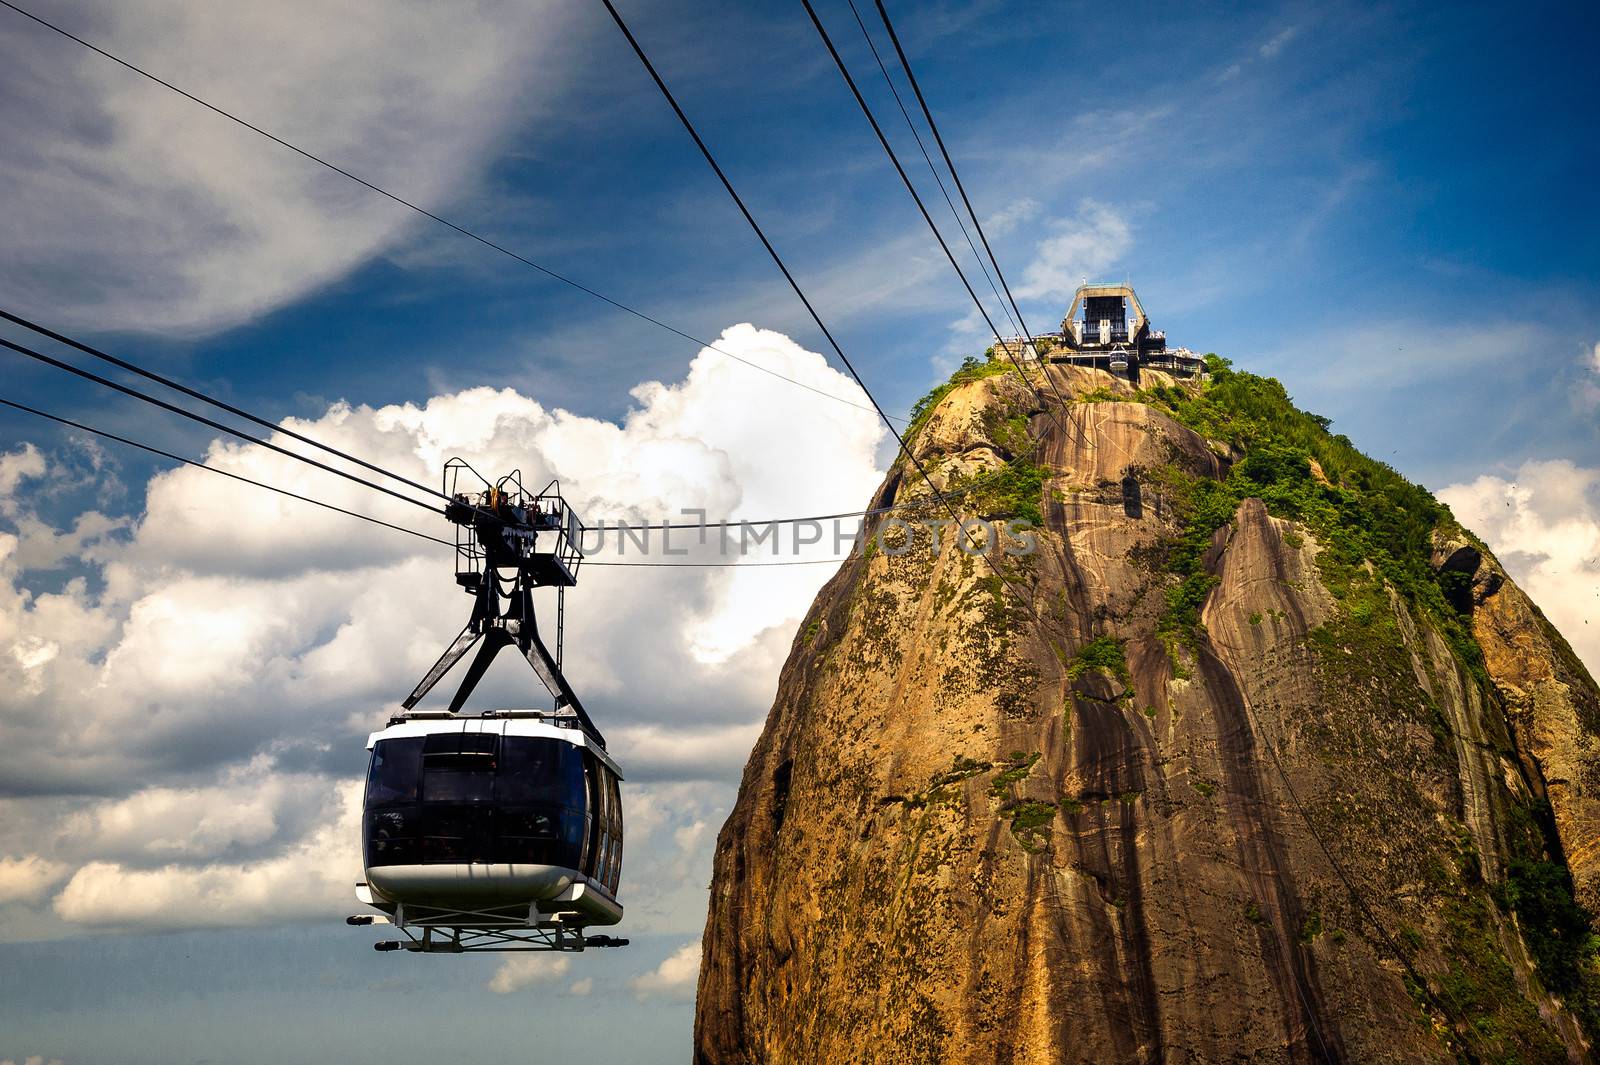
[694,358,1600,1064]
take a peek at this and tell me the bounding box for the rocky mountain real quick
[693,357,1600,1064]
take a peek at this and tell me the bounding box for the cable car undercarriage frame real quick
[350,461,627,954]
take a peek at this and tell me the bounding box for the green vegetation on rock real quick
[1065,635,1130,684]
[907,355,1014,438]
[930,754,992,789]
[1501,858,1599,1002]
[1004,800,1056,853]
[1140,356,1483,679]
[988,752,1040,798]
[962,458,1045,527]
[906,357,1046,526]
[1074,386,1122,403]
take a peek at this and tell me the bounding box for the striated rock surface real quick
[695,361,1600,1064]
[1434,534,1600,914]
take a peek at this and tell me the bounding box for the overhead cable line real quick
[843,0,1019,341]
[843,0,1127,478]
[845,0,1085,438]
[2,312,558,533]
[0,335,445,517]
[873,0,1037,345]
[800,0,1014,370]
[868,1,1106,467]
[597,0,985,556]
[0,0,902,426]
[2,308,448,506]
[798,0,1087,459]
[585,429,1049,533]
[2,395,861,569]
[819,0,1127,473]
[0,396,453,547]
[2,309,1048,537]
[864,0,1136,474]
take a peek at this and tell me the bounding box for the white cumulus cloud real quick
[1439,459,1600,677]
[51,780,361,930]
[0,856,71,905]
[488,953,572,994]
[630,941,700,1001]
[0,325,882,938]
[60,757,331,865]
[0,446,47,517]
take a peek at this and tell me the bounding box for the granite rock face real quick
[694,365,1600,1064]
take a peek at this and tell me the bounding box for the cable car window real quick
[595,768,613,883]
[422,731,497,761]
[421,732,496,803]
[496,737,585,805]
[609,774,624,892]
[582,755,602,877]
[366,737,423,804]
[496,808,586,868]
[365,807,419,866]
[418,807,478,863]
[577,758,593,871]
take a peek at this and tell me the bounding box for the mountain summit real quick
[694,357,1600,1064]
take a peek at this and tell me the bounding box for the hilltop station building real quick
[993,282,1202,376]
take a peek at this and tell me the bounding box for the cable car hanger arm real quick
[401,571,604,744]
[401,463,604,745]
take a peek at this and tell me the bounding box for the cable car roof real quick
[369,710,624,779]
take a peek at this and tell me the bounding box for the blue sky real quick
[1,1,1598,1063]
[6,0,1595,482]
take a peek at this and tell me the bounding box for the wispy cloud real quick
[1581,341,1600,410]
[982,198,1041,237]
[0,0,583,334]
[1260,26,1301,58]
[1015,200,1132,302]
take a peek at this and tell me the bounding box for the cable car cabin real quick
[353,465,626,953]
[356,711,623,939]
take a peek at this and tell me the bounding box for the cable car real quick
[351,464,627,954]
[356,709,624,948]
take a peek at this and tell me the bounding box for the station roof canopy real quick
[1061,283,1149,338]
